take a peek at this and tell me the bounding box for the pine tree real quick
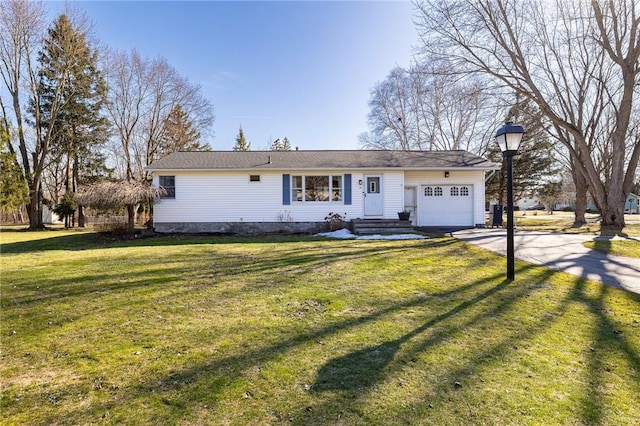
[485,99,560,206]
[232,126,251,151]
[537,180,563,213]
[270,137,292,151]
[36,14,110,227]
[282,137,292,150]
[0,124,29,219]
[159,104,209,156]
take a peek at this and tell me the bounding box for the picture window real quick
[291,175,343,203]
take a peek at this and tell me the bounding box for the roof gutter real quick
[145,166,501,173]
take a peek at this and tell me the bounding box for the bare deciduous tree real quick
[0,0,47,228]
[360,61,501,155]
[103,49,148,181]
[103,49,215,183]
[415,0,640,229]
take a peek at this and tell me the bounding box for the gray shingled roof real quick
[146,150,498,171]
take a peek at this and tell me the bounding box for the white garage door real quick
[419,185,474,226]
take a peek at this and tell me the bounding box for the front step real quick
[352,219,415,235]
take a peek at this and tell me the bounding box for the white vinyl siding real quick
[153,169,485,226]
[351,171,404,218]
[154,171,361,223]
[404,170,486,226]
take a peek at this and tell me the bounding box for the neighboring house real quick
[587,193,639,214]
[516,198,539,211]
[626,193,639,214]
[146,150,499,234]
[42,205,63,225]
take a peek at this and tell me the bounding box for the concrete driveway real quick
[453,228,640,295]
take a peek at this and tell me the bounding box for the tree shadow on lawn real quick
[301,271,640,425]
[1,229,434,254]
[152,265,552,425]
[0,230,104,253]
[4,239,461,361]
[11,238,637,424]
[26,267,500,425]
[311,275,516,394]
[4,238,454,307]
[554,251,640,425]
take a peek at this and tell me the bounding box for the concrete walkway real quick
[453,228,640,295]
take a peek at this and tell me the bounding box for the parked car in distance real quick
[526,204,546,210]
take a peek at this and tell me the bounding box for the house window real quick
[451,187,459,196]
[434,186,443,196]
[424,187,433,196]
[250,175,261,182]
[291,175,343,203]
[306,176,330,201]
[159,176,175,199]
[292,176,303,202]
[460,186,469,196]
[332,176,343,201]
[368,177,380,194]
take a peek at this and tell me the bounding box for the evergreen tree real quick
[270,137,292,151]
[159,104,209,156]
[485,99,560,205]
[0,124,29,219]
[537,180,563,213]
[53,192,77,228]
[232,126,251,151]
[35,14,109,227]
[282,137,292,151]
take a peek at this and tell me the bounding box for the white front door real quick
[364,175,383,216]
[404,186,417,224]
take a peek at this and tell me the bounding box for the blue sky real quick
[52,1,418,150]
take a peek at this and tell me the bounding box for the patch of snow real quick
[316,229,357,239]
[316,229,428,240]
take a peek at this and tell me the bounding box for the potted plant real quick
[398,210,410,221]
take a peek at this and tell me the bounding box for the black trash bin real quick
[492,205,503,227]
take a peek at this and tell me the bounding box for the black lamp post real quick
[495,122,525,281]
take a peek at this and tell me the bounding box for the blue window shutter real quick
[283,174,291,205]
[344,174,352,205]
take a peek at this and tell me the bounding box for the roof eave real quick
[146,165,500,172]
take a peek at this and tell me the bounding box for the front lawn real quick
[1,229,639,425]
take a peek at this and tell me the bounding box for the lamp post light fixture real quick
[495,121,525,281]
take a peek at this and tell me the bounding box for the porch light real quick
[495,121,525,281]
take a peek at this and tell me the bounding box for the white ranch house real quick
[146,150,499,234]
